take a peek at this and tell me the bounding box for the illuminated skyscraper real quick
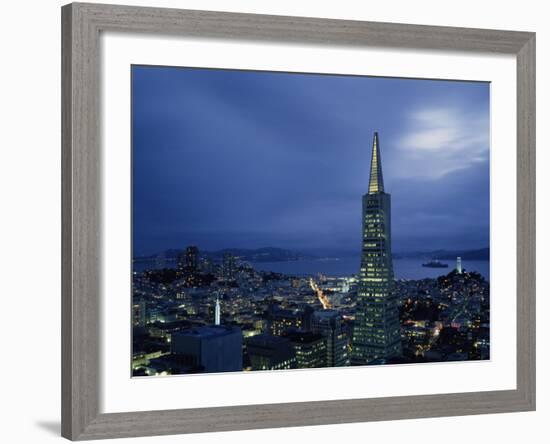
[185,246,199,271]
[222,252,236,281]
[178,245,200,287]
[351,132,402,365]
[312,310,350,367]
[456,256,463,274]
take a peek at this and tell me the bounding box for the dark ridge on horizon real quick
[134,246,490,262]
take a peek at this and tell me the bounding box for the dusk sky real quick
[132,65,490,257]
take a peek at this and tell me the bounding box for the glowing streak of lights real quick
[415,325,442,357]
[309,278,332,309]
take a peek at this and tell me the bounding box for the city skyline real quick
[132,143,490,375]
[131,94,490,377]
[132,66,490,257]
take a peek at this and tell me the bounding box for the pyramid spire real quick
[368,132,385,194]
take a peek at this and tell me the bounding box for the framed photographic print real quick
[61,2,536,440]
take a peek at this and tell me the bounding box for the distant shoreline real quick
[133,256,490,281]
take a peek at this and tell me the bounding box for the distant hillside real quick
[393,247,489,261]
[135,246,489,263]
[205,247,318,262]
[135,247,317,263]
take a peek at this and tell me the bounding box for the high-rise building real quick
[351,132,402,365]
[285,331,326,369]
[312,309,350,367]
[177,245,199,274]
[222,252,236,281]
[246,334,297,371]
[171,325,243,373]
[186,245,199,270]
[178,245,200,287]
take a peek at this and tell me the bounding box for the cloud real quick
[395,106,489,179]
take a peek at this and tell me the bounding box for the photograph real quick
[131,66,490,376]
[1,1,540,442]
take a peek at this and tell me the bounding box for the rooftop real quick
[172,325,240,339]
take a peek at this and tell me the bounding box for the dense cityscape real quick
[132,133,490,377]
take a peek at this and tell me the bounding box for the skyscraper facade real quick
[351,132,402,365]
[185,246,199,271]
[312,309,350,367]
[285,331,327,369]
[178,245,200,287]
[222,252,236,281]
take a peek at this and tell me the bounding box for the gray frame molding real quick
[61,2,536,440]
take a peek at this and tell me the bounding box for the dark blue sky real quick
[132,66,490,256]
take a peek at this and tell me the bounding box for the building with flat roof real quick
[171,325,243,373]
[246,334,296,371]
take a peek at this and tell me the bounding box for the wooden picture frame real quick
[61,2,535,440]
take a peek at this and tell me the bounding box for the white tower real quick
[456,256,462,274]
[214,296,221,325]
